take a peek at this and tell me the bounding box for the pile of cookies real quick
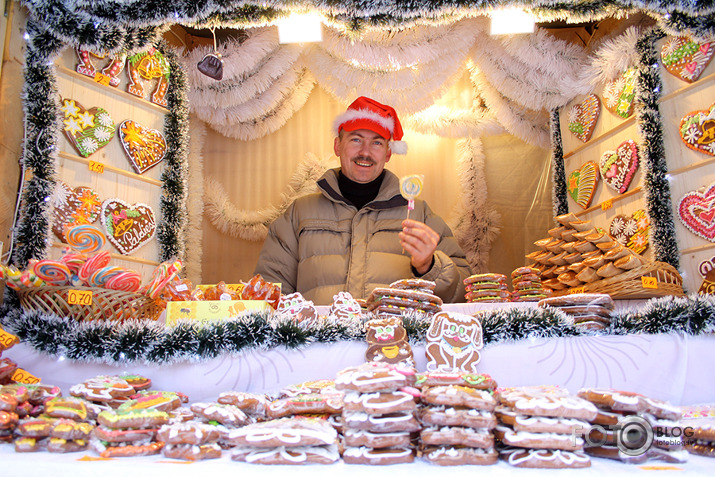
[538,293,615,331]
[463,273,510,303]
[527,212,647,293]
[366,279,443,316]
[416,371,499,465]
[92,407,168,457]
[336,362,420,465]
[511,267,548,302]
[495,385,597,469]
[578,388,688,464]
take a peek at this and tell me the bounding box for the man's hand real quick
[399,219,439,275]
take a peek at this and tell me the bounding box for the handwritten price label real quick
[94,72,111,86]
[67,289,93,305]
[641,277,658,289]
[12,368,40,384]
[88,160,105,174]
[0,328,19,349]
[569,287,586,294]
[601,199,613,211]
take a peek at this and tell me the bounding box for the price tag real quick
[88,160,105,174]
[0,328,19,349]
[601,199,613,211]
[175,284,189,292]
[94,72,111,86]
[12,368,41,384]
[569,287,586,295]
[642,276,658,289]
[67,289,93,305]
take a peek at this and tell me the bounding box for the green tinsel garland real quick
[1,294,712,365]
[549,107,569,220]
[635,28,680,269]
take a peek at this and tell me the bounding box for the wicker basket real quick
[553,261,685,299]
[17,286,162,322]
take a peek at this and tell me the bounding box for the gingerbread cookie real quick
[494,425,584,451]
[266,393,343,419]
[276,292,319,326]
[678,181,715,241]
[577,388,646,413]
[661,36,715,83]
[329,291,363,320]
[217,391,267,417]
[335,362,416,393]
[496,407,591,435]
[343,445,415,465]
[101,199,157,255]
[342,411,421,433]
[418,406,497,430]
[364,316,414,366]
[162,442,222,461]
[568,94,600,142]
[44,397,88,421]
[118,119,167,174]
[92,440,164,458]
[343,390,417,415]
[568,161,600,209]
[190,402,250,427]
[92,424,159,443]
[60,98,116,157]
[389,278,436,293]
[231,444,340,465]
[47,436,89,453]
[420,425,494,448]
[51,182,102,242]
[415,371,497,390]
[157,421,225,445]
[602,67,637,119]
[421,385,496,411]
[421,445,498,466]
[425,311,483,373]
[96,408,169,429]
[501,447,591,468]
[498,386,598,421]
[224,417,337,448]
[343,428,412,448]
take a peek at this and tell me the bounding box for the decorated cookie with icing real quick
[190,402,250,427]
[699,268,715,294]
[69,375,135,403]
[610,209,650,253]
[577,388,647,412]
[157,421,224,445]
[568,94,600,142]
[421,385,496,411]
[343,390,417,415]
[342,410,421,433]
[568,161,600,209]
[603,67,637,118]
[75,49,127,87]
[501,448,591,468]
[661,36,715,83]
[494,425,584,451]
[335,362,416,393]
[217,391,267,417]
[343,445,415,465]
[422,445,498,466]
[162,442,222,461]
[118,120,167,174]
[599,139,640,193]
[118,391,183,412]
[343,428,412,449]
[266,393,343,419]
[101,199,157,254]
[680,102,715,156]
[224,417,337,448]
[364,316,414,366]
[425,311,483,373]
[415,371,497,390]
[498,386,598,420]
[276,292,318,326]
[60,98,116,157]
[231,444,340,465]
[51,182,102,242]
[420,425,494,448]
[678,182,715,241]
[417,406,497,430]
[329,291,363,320]
[126,48,170,107]
[96,408,170,429]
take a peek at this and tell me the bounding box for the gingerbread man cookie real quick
[425,311,484,373]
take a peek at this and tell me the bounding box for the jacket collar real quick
[317,168,408,210]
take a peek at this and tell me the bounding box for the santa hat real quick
[333,96,407,154]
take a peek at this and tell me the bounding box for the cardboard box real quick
[165,299,271,326]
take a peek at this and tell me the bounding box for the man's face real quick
[334,129,392,183]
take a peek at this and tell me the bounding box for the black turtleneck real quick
[338,170,385,210]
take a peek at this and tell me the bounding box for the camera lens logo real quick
[616,415,654,456]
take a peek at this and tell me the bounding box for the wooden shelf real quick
[574,186,642,217]
[563,115,636,160]
[679,242,715,256]
[58,151,162,187]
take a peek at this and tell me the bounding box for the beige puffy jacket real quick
[254,169,471,305]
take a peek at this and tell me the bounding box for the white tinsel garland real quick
[183,117,206,285]
[580,25,643,86]
[204,153,331,241]
[450,138,502,272]
[402,105,504,138]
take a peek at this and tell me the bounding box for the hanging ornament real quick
[197,26,224,81]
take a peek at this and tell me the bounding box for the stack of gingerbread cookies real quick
[336,361,420,465]
[91,407,168,457]
[577,388,688,464]
[158,420,225,461]
[538,293,615,331]
[416,371,499,465]
[366,279,443,316]
[463,273,511,303]
[510,267,548,302]
[495,385,597,469]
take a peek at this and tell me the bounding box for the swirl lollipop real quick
[400,174,423,220]
[78,251,112,285]
[105,270,142,292]
[32,259,72,286]
[65,224,106,254]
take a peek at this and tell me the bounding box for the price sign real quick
[12,368,40,384]
[67,289,93,305]
[88,160,105,174]
[641,276,658,289]
[0,328,19,349]
[94,72,111,86]
[569,287,586,295]
[601,199,613,211]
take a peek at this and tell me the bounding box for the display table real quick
[5,333,714,405]
[1,442,713,477]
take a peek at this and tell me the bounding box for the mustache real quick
[352,156,375,164]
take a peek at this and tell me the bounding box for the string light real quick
[277,12,323,44]
[490,7,535,35]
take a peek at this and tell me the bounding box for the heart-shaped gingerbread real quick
[603,67,637,119]
[599,139,640,193]
[610,209,650,254]
[680,102,715,157]
[678,182,715,242]
[568,94,600,143]
[118,120,167,174]
[75,49,127,87]
[568,161,599,209]
[61,98,116,157]
[101,199,157,255]
[51,182,102,242]
[661,36,715,83]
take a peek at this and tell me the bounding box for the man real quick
[254,96,471,305]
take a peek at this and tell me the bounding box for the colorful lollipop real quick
[400,174,423,219]
[88,266,124,287]
[32,259,72,286]
[143,259,182,299]
[65,224,106,254]
[78,251,111,285]
[104,270,142,292]
[60,251,87,275]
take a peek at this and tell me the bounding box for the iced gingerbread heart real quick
[661,36,715,83]
[678,182,715,242]
[118,119,167,174]
[602,67,637,119]
[75,48,127,87]
[568,94,600,142]
[101,199,156,255]
[567,161,599,209]
[679,101,715,157]
[60,98,116,157]
[51,181,102,242]
[610,209,650,254]
[599,139,640,193]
